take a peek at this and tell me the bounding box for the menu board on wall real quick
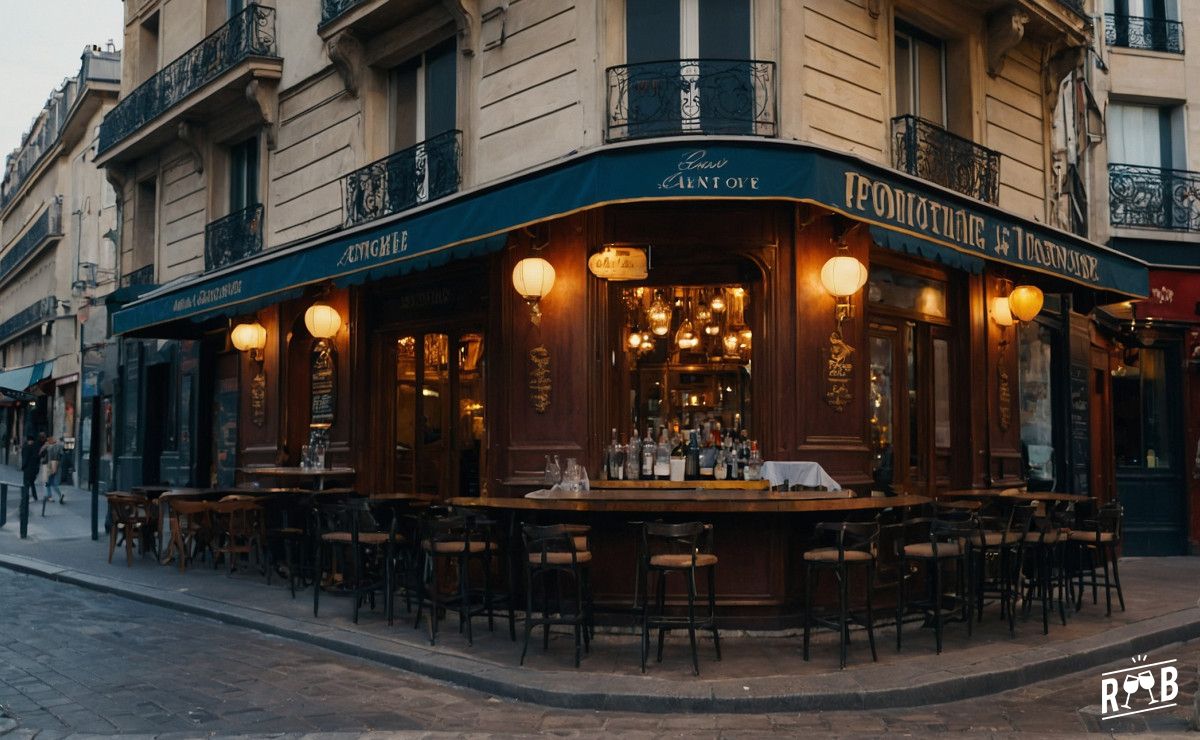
[215,375,238,487]
[123,347,140,454]
[310,341,336,426]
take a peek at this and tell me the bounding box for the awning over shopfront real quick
[113,139,1150,335]
[0,360,53,402]
[1137,267,1200,323]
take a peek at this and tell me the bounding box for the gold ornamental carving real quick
[824,330,854,412]
[528,345,551,413]
[250,370,266,427]
[997,365,1012,432]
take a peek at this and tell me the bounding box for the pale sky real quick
[0,1,125,157]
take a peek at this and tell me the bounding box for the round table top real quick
[444,494,930,514]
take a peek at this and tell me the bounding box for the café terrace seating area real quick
[94,466,1150,682]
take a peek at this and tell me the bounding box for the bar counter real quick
[448,489,932,629]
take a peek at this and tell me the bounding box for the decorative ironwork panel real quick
[97,5,277,154]
[1066,163,1088,238]
[204,203,264,272]
[120,264,156,288]
[1104,14,1184,53]
[1109,163,1200,231]
[343,130,462,228]
[320,0,370,26]
[606,59,776,143]
[891,115,1001,204]
[0,297,56,343]
[0,200,62,283]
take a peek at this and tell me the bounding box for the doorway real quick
[380,329,485,499]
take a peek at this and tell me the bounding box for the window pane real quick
[627,0,681,63]
[394,336,417,492]
[906,323,917,469]
[424,39,457,138]
[867,266,947,318]
[894,35,913,117]
[1140,348,1171,468]
[390,63,418,151]
[932,338,951,449]
[698,0,751,58]
[870,336,895,489]
[456,333,485,497]
[1019,322,1055,486]
[915,37,944,125]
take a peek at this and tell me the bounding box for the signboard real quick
[588,245,648,280]
[310,340,336,425]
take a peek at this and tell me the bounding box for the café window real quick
[867,266,947,319]
[618,283,752,448]
[1112,345,1175,469]
[1018,321,1056,490]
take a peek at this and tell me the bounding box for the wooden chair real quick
[520,524,593,667]
[166,499,214,573]
[640,521,721,675]
[106,494,157,566]
[210,500,264,576]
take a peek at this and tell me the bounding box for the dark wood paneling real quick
[985,272,1023,486]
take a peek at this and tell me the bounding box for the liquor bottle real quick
[713,445,728,480]
[685,429,701,479]
[669,430,687,482]
[607,428,625,480]
[654,427,671,479]
[641,428,656,478]
[747,439,762,481]
[625,428,641,481]
[727,437,739,481]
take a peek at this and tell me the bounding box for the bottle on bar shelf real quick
[713,443,727,480]
[685,429,700,479]
[626,427,641,481]
[669,430,687,481]
[641,427,656,479]
[654,426,671,479]
[607,428,625,480]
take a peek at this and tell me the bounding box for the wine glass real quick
[562,458,582,492]
[1122,673,1140,709]
[544,454,561,488]
[1138,669,1158,704]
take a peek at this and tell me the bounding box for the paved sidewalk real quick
[0,465,95,542]
[1,515,1198,713]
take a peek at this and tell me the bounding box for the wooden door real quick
[1090,344,1114,504]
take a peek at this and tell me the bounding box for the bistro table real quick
[238,466,356,491]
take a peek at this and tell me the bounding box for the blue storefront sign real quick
[113,140,1148,335]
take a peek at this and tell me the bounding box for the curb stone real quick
[0,718,16,736]
[1,553,1198,714]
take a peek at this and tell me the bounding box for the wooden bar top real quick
[589,479,771,490]
[445,493,930,514]
[526,488,851,501]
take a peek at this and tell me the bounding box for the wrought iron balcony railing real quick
[97,5,277,155]
[1066,163,1088,238]
[204,203,264,272]
[0,200,63,284]
[120,264,156,288]
[605,59,777,143]
[1104,14,1184,53]
[0,297,56,343]
[892,115,1001,204]
[343,130,462,228]
[320,0,370,27]
[1109,163,1200,231]
[1056,0,1090,20]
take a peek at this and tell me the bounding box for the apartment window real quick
[389,38,457,151]
[133,178,157,273]
[1108,103,1185,169]
[227,0,246,16]
[138,12,160,84]
[1113,346,1176,469]
[625,0,751,63]
[894,24,946,126]
[1105,0,1182,53]
[229,136,259,212]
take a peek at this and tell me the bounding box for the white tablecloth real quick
[760,461,840,490]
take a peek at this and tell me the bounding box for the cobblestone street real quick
[0,569,1195,737]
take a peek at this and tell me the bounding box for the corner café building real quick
[112,139,1152,624]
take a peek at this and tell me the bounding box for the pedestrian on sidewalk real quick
[43,436,63,504]
[20,435,39,502]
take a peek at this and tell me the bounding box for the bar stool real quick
[1020,514,1069,634]
[969,503,1033,634]
[414,511,506,646]
[640,521,721,675]
[802,520,879,669]
[520,524,593,667]
[312,497,389,623]
[896,515,975,654]
[1069,502,1125,616]
[559,523,594,637]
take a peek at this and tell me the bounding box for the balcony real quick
[1109,163,1200,232]
[605,59,777,143]
[120,264,156,289]
[320,0,370,27]
[1105,14,1184,54]
[204,203,264,272]
[0,200,63,286]
[342,130,462,228]
[892,115,1001,205]
[96,5,279,160]
[0,297,56,343]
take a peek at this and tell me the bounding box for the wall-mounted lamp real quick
[304,302,343,340]
[512,257,556,325]
[1007,285,1044,323]
[230,321,267,362]
[819,248,868,329]
[990,296,1014,327]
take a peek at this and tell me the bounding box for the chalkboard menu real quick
[215,375,238,487]
[311,340,336,425]
[123,346,140,454]
[1068,314,1091,496]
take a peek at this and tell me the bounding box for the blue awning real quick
[869,226,985,274]
[0,360,53,400]
[113,139,1149,335]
